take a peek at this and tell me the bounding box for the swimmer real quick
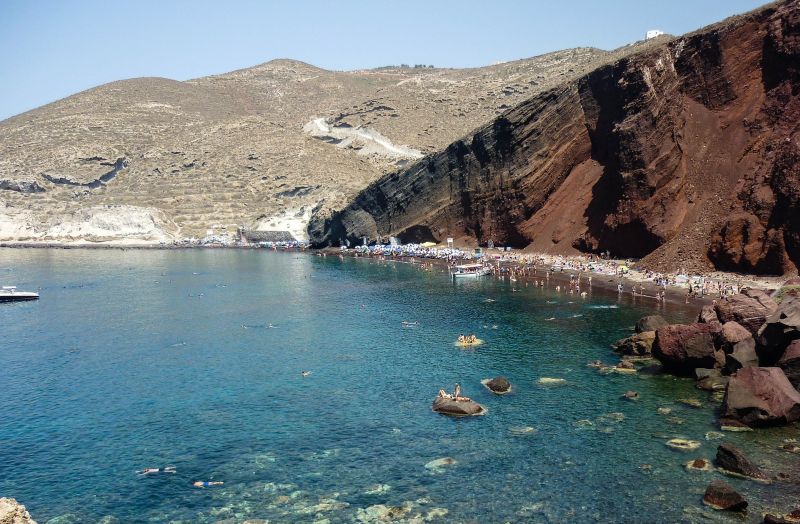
[458,334,466,343]
[193,481,224,488]
[301,371,312,377]
[138,466,176,475]
[268,323,275,328]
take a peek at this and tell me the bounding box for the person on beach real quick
[193,481,224,488]
[138,466,176,475]
[453,383,461,399]
[438,389,453,400]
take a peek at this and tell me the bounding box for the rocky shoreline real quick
[611,283,800,519]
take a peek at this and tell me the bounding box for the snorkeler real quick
[193,481,224,488]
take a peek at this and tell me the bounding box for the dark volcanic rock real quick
[431,396,486,417]
[719,321,753,352]
[636,315,668,334]
[483,376,511,394]
[715,290,778,335]
[714,442,769,481]
[723,367,800,426]
[613,331,655,356]
[702,480,748,511]
[725,339,759,374]
[312,2,800,276]
[757,296,800,365]
[778,340,800,389]
[652,323,723,375]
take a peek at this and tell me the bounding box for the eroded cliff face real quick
[310,0,800,275]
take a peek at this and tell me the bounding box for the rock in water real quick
[714,442,769,482]
[431,397,486,417]
[0,498,37,524]
[636,315,668,334]
[702,480,748,511]
[482,376,511,394]
[723,367,800,426]
[758,297,800,365]
[652,323,723,375]
[613,331,655,356]
[715,289,778,335]
[685,458,712,471]
[778,340,800,389]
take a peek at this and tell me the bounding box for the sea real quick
[1,248,798,523]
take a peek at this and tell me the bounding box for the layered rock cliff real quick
[310,0,800,276]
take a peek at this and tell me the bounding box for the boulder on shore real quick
[723,367,800,426]
[636,315,668,334]
[778,340,800,390]
[652,323,723,376]
[482,376,511,394]
[719,322,753,352]
[702,480,748,511]
[431,396,486,417]
[0,498,36,524]
[715,289,777,335]
[714,442,769,482]
[757,296,800,365]
[613,331,655,356]
[698,305,720,324]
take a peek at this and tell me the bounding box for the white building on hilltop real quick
[646,29,665,40]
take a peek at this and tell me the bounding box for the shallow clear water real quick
[1,248,798,523]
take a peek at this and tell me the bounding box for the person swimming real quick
[458,334,466,343]
[138,466,176,475]
[301,371,312,377]
[193,481,224,488]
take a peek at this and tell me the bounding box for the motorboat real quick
[451,263,490,279]
[0,286,39,302]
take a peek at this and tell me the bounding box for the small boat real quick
[0,286,39,302]
[451,264,490,279]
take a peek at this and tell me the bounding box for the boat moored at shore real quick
[451,264,490,279]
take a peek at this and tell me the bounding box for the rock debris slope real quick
[311,0,800,276]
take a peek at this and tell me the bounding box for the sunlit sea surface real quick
[1,248,798,523]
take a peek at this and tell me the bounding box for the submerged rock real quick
[424,457,456,473]
[482,376,511,394]
[718,418,753,432]
[621,391,639,401]
[537,377,567,386]
[666,438,701,451]
[702,480,748,511]
[685,458,712,471]
[723,367,800,426]
[714,442,769,482]
[763,510,800,524]
[0,498,36,524]
[431,396,486,417]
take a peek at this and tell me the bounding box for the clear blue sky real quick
[0,0,768,121]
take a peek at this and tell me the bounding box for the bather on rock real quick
[432,385,486,416]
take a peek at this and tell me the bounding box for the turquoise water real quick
[1,249,798,523]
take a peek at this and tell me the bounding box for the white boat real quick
[451,264,490,278]
[0,286,39,302]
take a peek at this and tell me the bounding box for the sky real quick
[0,0,769,121]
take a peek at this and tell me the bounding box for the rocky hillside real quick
[310,0,800,276]
[0,46,646,242]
